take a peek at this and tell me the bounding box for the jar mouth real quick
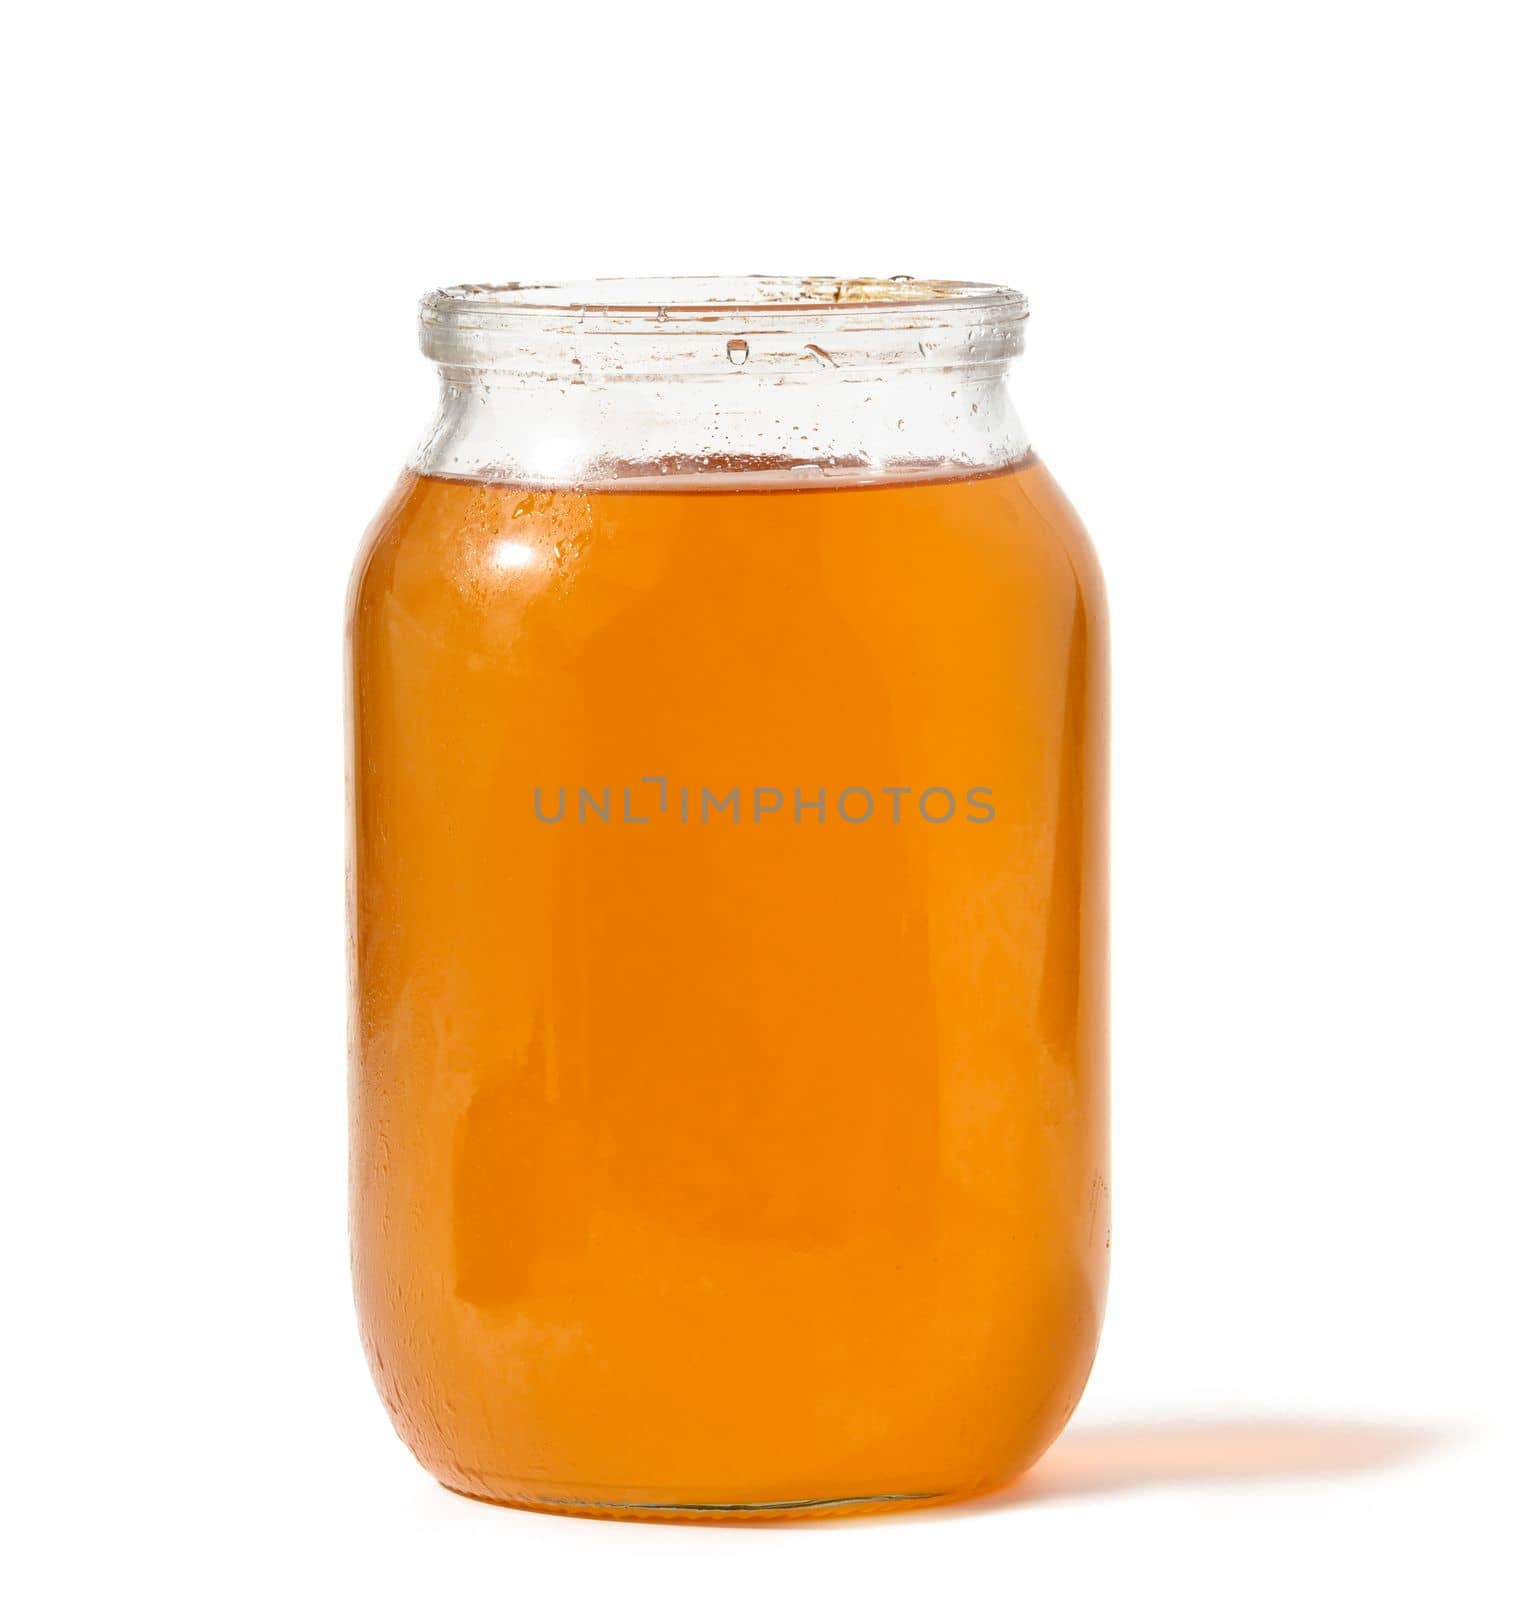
[420,276,1027,380]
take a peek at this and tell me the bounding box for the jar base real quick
[440,1480,958,1523]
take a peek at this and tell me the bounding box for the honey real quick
[348,436,1108,1515]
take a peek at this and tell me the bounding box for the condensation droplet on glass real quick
[726,338,749,366]
[656,306,670,323]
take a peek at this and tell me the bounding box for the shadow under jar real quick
[347,278,1109,1519]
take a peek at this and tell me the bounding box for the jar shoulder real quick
[346,461,1105,659]
[1007,456,1107,623]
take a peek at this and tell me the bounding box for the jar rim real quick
[419,277,1028,380]
[424,276,1026,321]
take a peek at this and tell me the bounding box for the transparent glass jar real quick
[347,278,1108,1518]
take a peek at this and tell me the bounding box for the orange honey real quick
[347,453,1108,1515]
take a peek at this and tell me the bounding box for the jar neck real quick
[411,278,1032,488]
[412,367,1030,488]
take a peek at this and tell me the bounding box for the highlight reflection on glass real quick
[490,539,536,570]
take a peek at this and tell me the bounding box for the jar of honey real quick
[347,278,1109,1518]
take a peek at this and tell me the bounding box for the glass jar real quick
[347,278,1108,1518]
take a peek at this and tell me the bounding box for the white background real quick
[4,3,1519,1595]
